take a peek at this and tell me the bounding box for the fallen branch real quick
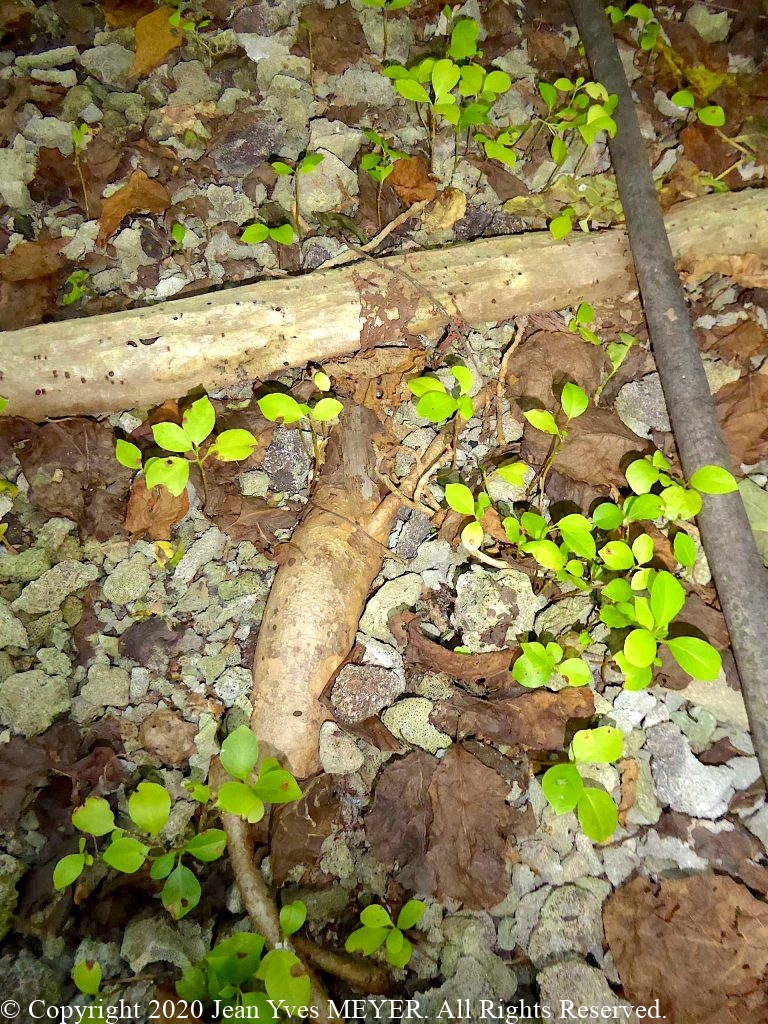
[1,191,766,420]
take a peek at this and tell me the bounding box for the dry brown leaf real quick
[129,5,183,78]
[393,612,515,689]
[139,708,197,767]
[699,319,766,369]
[553,406,649,487]
[366,745,531,909]
[388,156,437,204]
[421,187,467,233]
[210,493,301,550]
[270,775,342,886]
[102,0,155,28]
[124,476,189,540]
[0,238,66,281]
[322,346,426,407]
[97,169,171,246]
[683,251,768,288]
[605,873,768,1024]
[431,688,596,750]
[617,758,638,825]
[714,372,768,466]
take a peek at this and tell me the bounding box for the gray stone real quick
[453,567,546,652]
[275,151,358,217]
[262,427,310,494]
[395,511,433,559]
[102,553,151,604]
[0,547,51,584]
[647,722,734,819]
[213,666,251,707]
[12,560,98,614]
[319,722,364,774]
[80,44,134,88]
[121,916,209,974]
[0,854,24,941]
[670,707,717,752]
[169,60,219,105]
[16,45,80,69]
[328,65,395,107]
[381,697,451,754]
[625,753,662,826]
[0,948,63,1013]
[173,528,227,585]
[37,647,72,676]
[406,539,462,590]
[608,689,658,733]
[528,884,605,968]
[332,664,405,723]
[0,670,69,735]
[308,119,365,165]
[501,886,551,951]
[534,593,595,638]
[205,184,257,225]
[61,83,98,121]
[81,664,130,707]
[31,68,78,87]
[637,830,708,872]
[359,573,422,643]
[615,373,671,437]
[0,597,28,649]
[602,843,641,887]
[678,672,749,731]
[0,134,37,212]
[744,804,768,852]
[538,962,637,1022]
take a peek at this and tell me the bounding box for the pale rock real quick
[12,561,99,614]
[453,567,546,652]
[0,670,69,735]
[381,697,451,754]
[319,723,364,774]
[359,573,422,643]
[646,722,734,819]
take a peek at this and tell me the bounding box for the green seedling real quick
[512,640,593,689]
[177,904,310,1014]
[115,395,257,504]
[71,122,92,219]
[565,303,640,400]
[257,373,343,463]
[240,222,295,247]
[171,221,187,249]
[533,77,618,182]
[359,0,412,59]
[215,725,302,824]
[345,899,426,969]
[61,269,93,307]
[541,726,623,842]
[523,380,589,495]
[407,366,474,423]
[168,2,210,35]
[53,782,227,921]
[606,3,661,51]
[670,89,726,128]
[271,153,325,239]
[360,129,408,227]
[474,127,524,171]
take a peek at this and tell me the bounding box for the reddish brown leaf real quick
[553,406,649,487]
[97,169,171,246]
[714,373,768,466]
[124,476,189,540]
[138,708,197,767]
[271,775,342,886]
[394,613,515,689]
[431,688,596,750]
[605,873,768,1024]
[388,157,437,205]
[129,5,183,78]
[209,492,300,550]
[101,0,155,27]
[293,3,367,74]
[119,617,185,673]
[0,238,66,281]
[366,745,531,909]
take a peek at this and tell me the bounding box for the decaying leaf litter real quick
[0,0,767,1019]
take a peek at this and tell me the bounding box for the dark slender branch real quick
[568,0,768,785]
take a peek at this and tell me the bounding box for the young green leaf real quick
[396,899,426,931]
[407,376,445,398]
[461,521,484,551]
[217,781,265,822]
[346,926,390,956]
[221,725,259,781]
[571,726,623,764]
[523,408,560,435]
[258,393,306,424]
[103,837,149,874]
[660,484,702,521]
[241,223,270,244]
[360,904,393,928]
[150,851,176,880]
[577,786,618,842]
[257,949,311,1006]
[673,531,697,568]
[559,658,592,687]
[387,934,413,969]
[450,365,473,394]
[252,768,302,804]
[523,539,565,571]
[311,397,344,422]
[549,212,572,239]
[144,456,189,496]
[664,636,721,680]
[561,382,589,419]
[631,533,654,565]
[542,763,583,814]
[53,853,87,890]
[314,370,332,392]
[72,797,116,837]
[623,628,658,668]
[185,829,227,862]
[152,421,194,453]
[129,782,171,835]
[269,223,295,245]
[599,540,635,570]
[649,571,685,628]
[115,439,142,470]
[73,960,102,996]
[280,900,307,937]
[395,79,431,103]
[444,482,476,517]
[272,161,294,175]
[625,458,659,495]
[162,864,202,920]
[495,462,528,487]
[688,465,738,494]
[416,391,458,422]
[697,105,725,127]
[210,428,258,462]
[591,502,624,530]
[448,18,479,60]
[299,153,325,173]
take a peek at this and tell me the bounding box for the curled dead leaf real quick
[388,156,437,205]
[129,5,183,78]
[97,169,171,247]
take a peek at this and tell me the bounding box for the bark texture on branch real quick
[1,190,766,421]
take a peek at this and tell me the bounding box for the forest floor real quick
[0,0,767,1021]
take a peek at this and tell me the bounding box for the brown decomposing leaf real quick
[15,420,133,538]
[124,476,189,540]
[119,617,185,673]
[365,745,533,909]
[421,188,467,234]
[0,238,66,281]
[207,490,301,551]
[698,319,766,369]
[714,372,768,466]
[394,613,515,690]
[323,347,426,408]
[270,775,342,886]
[431,688,596,750]
[683,252,768,289]
[553,407,650,487]
[97,169,171,247]
[617,758,638,825]
[138,708,197,767]
[0,275,60,331]
[293,3,368,74]
[129,5,183,78]
[102,0,156,28]
[388,156,437,205]
[605,873,768,1024]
